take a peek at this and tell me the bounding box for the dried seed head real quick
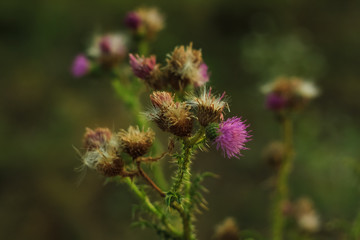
[189,87,228,126]
[83,127,113,151]
[96,157,124,177]
[164,43,207,90]
[214,217,239,240]
[118,126,155,158]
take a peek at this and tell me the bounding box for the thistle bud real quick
[147,91,193,137]
[136,7,164,39]
[96,157,124,177]
[150,91,174,109]
[189,87,228,126]
[164,43,208,90]
[87,33,128,68]
[83,127,112,151]
[261,76,319,112]
[118,126,155,159]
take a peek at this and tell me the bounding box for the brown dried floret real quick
[118,126,155,159]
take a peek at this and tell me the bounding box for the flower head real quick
[210,117,251,159]
[87,33,128,68]
[81,127,123,176]
[83,127,113,151]
[214,217,239,240]
[118,126,155,159]
[71,54,91,78]
[129,54,157,79]
[261,76,319,111]
[147,91,193,137]
[189,87,228,126]
[124,11,142,30]
[165,43,208,90]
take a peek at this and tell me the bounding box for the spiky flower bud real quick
[118,126,155,159]
[83,127,112,151]
[261,76,319,111]
[164,43,209,90]
[147,91,193,137]
[189,87,228,126]
[82,128,123,177]
[136,7,164,39]
[213,217,240,240]
[71,54,91,78]
[207,117,251,159]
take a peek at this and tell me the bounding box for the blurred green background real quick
[1,0,360,239]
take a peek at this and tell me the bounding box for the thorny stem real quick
[272,116,294,240]
[123,177,181,237]
[111,78,169,189]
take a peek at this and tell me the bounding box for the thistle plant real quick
[72,7,251,240]
[261,76,319,240]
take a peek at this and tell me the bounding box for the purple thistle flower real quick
[214,117,251,159]
[194,62,210,87]
[129,53,156,79]
[266,93,287,110]
[124,12,142,30]
[71,54,90,78]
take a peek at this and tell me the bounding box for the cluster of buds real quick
[124,7,164,40]
[129,43,210,91]
[146,89,251,158]
[261,76,319,112]
[71,33,128,78]
[81,126,164,177]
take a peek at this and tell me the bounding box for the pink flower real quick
[71,54,90,78]
[129,54,157,79]
[214,117,251,159]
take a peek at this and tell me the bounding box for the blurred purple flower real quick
[214,117,251,159]
[194,62,210,87]
[266,93,286,110]
[124,12,142,30]
[129,54,156,79]
[71,54,90,78]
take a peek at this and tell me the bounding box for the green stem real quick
[112,79,169,189]
[272,117,294,240]
[124,178,180,237]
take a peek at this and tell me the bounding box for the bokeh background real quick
[1,0,360,239]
